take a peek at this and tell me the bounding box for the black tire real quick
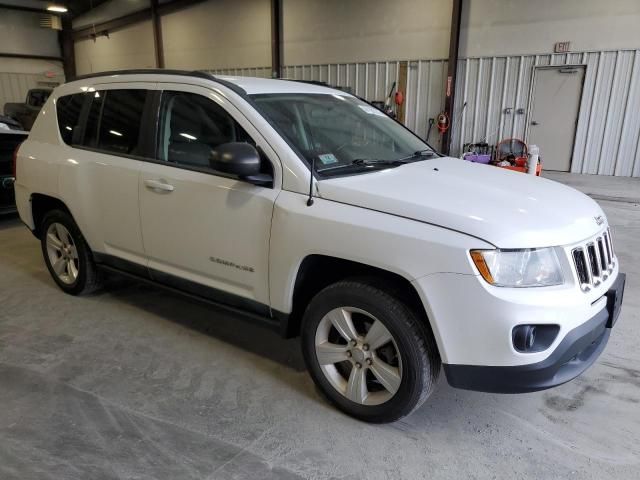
[40,209,102,295]
[301,279,440,423]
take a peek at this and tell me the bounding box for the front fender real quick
[269,190,491,313]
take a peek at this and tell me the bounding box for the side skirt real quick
[93,253,286,334]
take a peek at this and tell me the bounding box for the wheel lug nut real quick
[346,350,352,358]
[366,358,372,366]
[355,362,362,369]
[363,344,369,351]
[350,340,357,347]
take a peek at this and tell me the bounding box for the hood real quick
[317,157,605,248]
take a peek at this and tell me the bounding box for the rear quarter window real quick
[56,93,86,145]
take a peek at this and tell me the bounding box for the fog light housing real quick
[512,324,560,353]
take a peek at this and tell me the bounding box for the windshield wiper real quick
[315,150,438,174]
[395,149,438,162]
[317,158,408,173]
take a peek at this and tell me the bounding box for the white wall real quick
[283,0,452,65]
[0,8,61,58]
[74,21,156,75]
[460,0,640,57]
[161,0,271,70]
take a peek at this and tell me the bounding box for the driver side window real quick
[157,91,256,171]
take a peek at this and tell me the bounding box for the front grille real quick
[572,229,615,291]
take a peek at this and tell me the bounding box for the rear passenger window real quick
[56,93,86,145]
[157,91,255,169]
[97,90,147,155]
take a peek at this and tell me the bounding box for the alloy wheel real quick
[314,307,403,405]
[45,222,79,285]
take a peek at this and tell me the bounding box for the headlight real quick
[470,248,564,287]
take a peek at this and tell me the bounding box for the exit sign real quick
[554,41,571,53]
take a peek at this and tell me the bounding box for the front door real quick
[138,84,280,310]
[527,66,585,172]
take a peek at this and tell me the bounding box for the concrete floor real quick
[0,172,638,480]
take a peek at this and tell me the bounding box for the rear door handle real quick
[531,120,539,126]
[144,179,175,193]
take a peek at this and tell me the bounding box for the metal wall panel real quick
[207,66,272,78]
[450,49,640,177]
[207,48,640,177]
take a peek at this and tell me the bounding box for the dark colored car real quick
[3,88,52,131]
[0,128,28,214]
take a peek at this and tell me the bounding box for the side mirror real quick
[210,142,261,177]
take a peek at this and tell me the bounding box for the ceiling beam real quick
[72,0,207,41]
[72,9,150,41]
[158,0,208,16]
[0,52,63,61]
[0,3,59,14]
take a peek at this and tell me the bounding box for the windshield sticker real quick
[318,153,339,165]
[358,105,386,116]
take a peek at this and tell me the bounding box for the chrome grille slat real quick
[603,232,612,264]
[572,231,615,292]
[572,248,590,286]
[587,243,600,280]
[597,238,607,270]
[607,228,615,258]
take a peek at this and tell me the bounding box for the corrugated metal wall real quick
[453,50,640,177]
[210,48,640,177]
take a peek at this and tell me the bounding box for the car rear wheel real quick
[301,279,440,423]
[41,210,102,295]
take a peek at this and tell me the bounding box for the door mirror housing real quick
[210,142,261,177]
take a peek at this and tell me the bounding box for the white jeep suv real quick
[13,70,625,423]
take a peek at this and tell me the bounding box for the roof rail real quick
[70,69,248,96]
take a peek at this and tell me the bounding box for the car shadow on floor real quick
[0,213,20,230]
[100,270,307,374]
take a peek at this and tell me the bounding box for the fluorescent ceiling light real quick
[180,133,197,141]
[47,5,68,13]
[109,130,123,137]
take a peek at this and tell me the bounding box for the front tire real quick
[301,279,440,423]
[40,209,102,295]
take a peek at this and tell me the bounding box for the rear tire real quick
[301,279,440,423]
[40,209,102,295]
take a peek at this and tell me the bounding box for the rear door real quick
[137,83,280,309]
[65,85,156,266]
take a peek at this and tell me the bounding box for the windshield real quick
[250,93,436,176]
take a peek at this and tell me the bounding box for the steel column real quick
[441,0,463,154]
[59,15,76,80]
[151,0,165,68]
[270,0,282,78]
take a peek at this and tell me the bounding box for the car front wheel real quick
[301,279,440,423]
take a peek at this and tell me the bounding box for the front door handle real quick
[144,179,175,193]
[531,120,539,126]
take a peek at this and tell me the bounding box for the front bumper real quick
[443,272,626,393]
